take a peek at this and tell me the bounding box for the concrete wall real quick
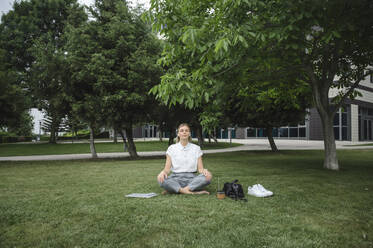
[133,126,143,138]
[235,127,246,139]
[350,104,359,142]
[309,108,323,140]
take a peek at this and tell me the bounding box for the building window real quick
[289,127,298,137]
[272,128,279,137]
[279,127,288,137]
[257,128,267,137]
[370,74,373,84]
[360,107,373,141]
[246,128,256,137]
[333,108,348,141]
[299,127,306,137]
[244,117,307,139]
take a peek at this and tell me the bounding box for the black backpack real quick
[223,179,247,201]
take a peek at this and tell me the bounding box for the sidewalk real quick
[0,139,372,161]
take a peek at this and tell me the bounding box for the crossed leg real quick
[160,173,212,195]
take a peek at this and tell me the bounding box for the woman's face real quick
[178,125,190,140]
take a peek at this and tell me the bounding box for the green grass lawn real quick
[0,150,372,247]
[0,141,241,157]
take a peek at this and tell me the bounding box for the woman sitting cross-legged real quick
[157,123,212,195]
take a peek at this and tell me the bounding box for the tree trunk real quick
[124,126,138,158]
[213,128,218,143]
[168,127,175,146]
[49,115,60,144]
[159,128,163,142]
[319,112,339,170]
[74,130,78,143]
[196,126,204,147]
[89,125,98,158]
[119,130,128,152]
[309,72,339,170]
[49,122,57,144]
[266,127,278,152]
[113,129,118,143]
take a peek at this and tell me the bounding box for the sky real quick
[0,0,150,18]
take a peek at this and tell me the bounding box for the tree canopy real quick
[147,0,373,170]
[66,0,163,158]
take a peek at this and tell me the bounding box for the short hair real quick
[176,123,192,142]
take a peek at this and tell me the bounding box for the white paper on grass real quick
[125,193,158,198]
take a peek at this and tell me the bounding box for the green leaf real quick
[204,92,210,103]
[214,38,229,53]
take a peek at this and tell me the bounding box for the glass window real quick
[246,128,256,137]
[289,128,298,137]
[299,127,306,137]
[359,117,361,140]
[272,128,278,137]
[257,128,267,137]
[367,109,373,116]
[333,113,339,125]
[334,127,339,140]
[279,127,288,137]
[342,127,347,140]
[342,113,347,126]
[370,74,373,84]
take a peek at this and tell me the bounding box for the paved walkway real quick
[0,139,372,161]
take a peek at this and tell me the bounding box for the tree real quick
[225,80,310,152]
[30,34,72,143]
[216,51,312,151]
[147,0,373,170]
[0,49,30,130]
[0,0,85,143]
[5,111,34,136]
[66,0,163,158]
[65,8,103,158]
[60,113,87,142]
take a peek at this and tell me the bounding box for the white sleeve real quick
[166,146,172,157]
[197,146,203,158]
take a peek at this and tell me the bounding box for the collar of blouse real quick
[178,142,191,151]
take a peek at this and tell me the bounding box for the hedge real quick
[0,136,33,144]
[57,131,110,140]
[0,131,109,143]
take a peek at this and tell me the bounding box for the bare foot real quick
[161,190,169,195]
[192,190,210,195]
[179,187,194,194]
[179,187,210,195]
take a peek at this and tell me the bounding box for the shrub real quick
[0,136,33,143]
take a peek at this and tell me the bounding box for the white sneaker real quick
[257,184,273,197]
[248,184,273,197]
[248,184,266,197]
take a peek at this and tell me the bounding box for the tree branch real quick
[333,70,372,113]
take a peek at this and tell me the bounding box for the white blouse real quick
[166,142,203,173]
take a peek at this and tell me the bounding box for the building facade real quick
[233,73,373,141]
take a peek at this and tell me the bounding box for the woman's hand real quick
[201,169,211,178]
[157,170,168,183]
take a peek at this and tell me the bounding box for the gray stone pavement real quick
[0,139,372,161]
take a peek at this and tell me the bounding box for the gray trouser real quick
[159,172,211,193]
